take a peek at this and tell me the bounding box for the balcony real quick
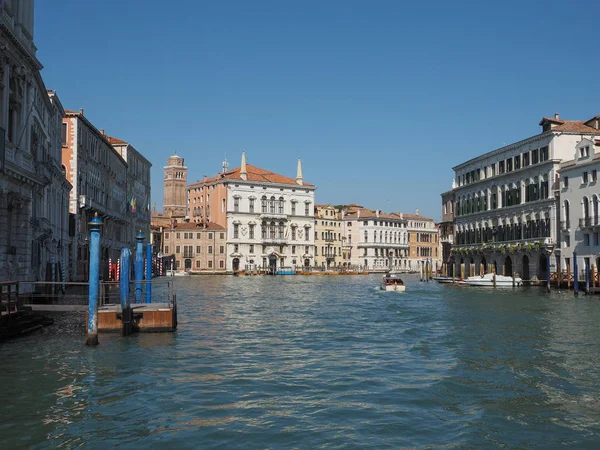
[579,217,600,229]
[183,252,194,258]
[261,237,287,245]
[324,237,336,242]
[259,212,288,221]
[357,242,410,249]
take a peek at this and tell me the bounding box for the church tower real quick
[163,154,187,218]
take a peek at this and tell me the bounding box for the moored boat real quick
[459,273,522,287]
[433,276,456,284]
[380,272,406,292]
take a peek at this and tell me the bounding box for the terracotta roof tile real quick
[106,135,128,145]
[189,164,313,187]
[539,117,600,134]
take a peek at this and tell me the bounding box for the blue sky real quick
[36,0,600,220]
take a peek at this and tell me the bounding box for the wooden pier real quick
[93,302,177,332]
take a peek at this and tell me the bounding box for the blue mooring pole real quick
[145,243,152,303]
[120,248,131,310]
[86,213,103,346]
[134,231,144,304]
[574,251,579,296]
[120,247,132,336]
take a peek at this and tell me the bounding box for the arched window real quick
[269,196,276,214]
[261,196,267,213]
[278,221,284,239]
[278,197,285,214]
[269,221,276,238]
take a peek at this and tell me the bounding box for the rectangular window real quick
[61,123,68,146]
[305,203,310,216]
[197,233,201,239]
[305,229,309,241]
[196,260,201,268]
[165,245,169,254]
[499,161,505,174]
[514,156,520,170]
[595,233,599,246]
[249,224,255,239]
[584,234,590,246]
[292,245,296,254]
[491,164,496,176]
[249,198,255,213]
[249,244,254,253]
[196,246,201,253]
[176,233,180,239]
[532,149,539,164]
[220,233,225,239]
[583,172,589,183]
[176,246,180,254]
[523,153,530,167]
[208,233,213,239]
[563,176,569,188]
[593,170,598,182]
[291,228,296,240]
[506,158,512,172]
[208,246,213,254]
[219,260,224,268]
[540,146,549,161]
[233,224,239,238]
[220,246,224,254]
[234,197,239,212]
[291,202,296,215]
[208,260,213,268]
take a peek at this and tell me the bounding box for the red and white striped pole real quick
[116,258,121,281]
[108,257,112,281]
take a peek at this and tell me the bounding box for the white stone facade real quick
[342,207,410,272]
[0,0,71,283]
[226,181,316,272]
[450,115,600,281]
[557,136,600,273]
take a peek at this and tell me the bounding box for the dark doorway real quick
[522,255,530,282]
[233,258,240,272]
[504,256,513,276]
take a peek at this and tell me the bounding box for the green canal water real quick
[1,275,600,449]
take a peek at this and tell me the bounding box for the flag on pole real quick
[130,196,136,213]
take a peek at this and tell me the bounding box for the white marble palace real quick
[187,153,316,273]
[450,113,600,281]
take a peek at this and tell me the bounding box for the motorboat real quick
[459,273,522,287]
[432,276,456,284]
[167,269,190,277]
[381,272,406,292]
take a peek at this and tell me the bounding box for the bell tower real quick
[163,154,187,217]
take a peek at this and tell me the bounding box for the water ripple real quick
[1,275,600,448]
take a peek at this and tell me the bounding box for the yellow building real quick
[314,204,343,269]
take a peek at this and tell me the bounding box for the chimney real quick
[554,112,559,120]
[79,108,84,115]
[357,210,361,219]
[376,210,380,218]
[100,129,104,135]
[240,152,247,180]
[416,208,419,215]
[296,158,304,185]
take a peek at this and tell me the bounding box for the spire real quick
[240,152,247,180]
[296,158,303,185]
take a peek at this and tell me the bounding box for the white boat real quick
[380,272,406,292]
[433,276,456,284]
[459,273,522,287]
[167,269,190,277]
